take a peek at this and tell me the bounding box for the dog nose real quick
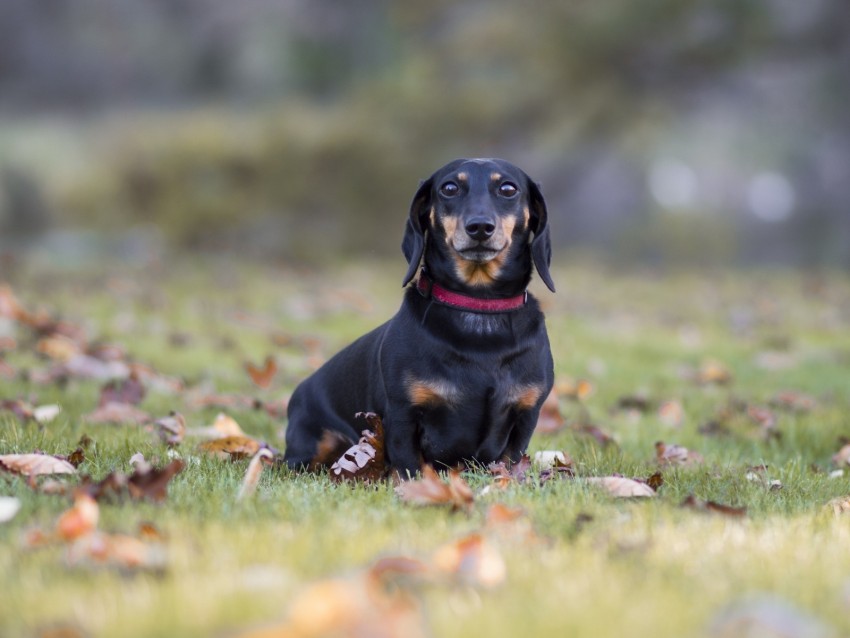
[465,217,496,241]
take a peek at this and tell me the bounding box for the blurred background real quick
[1,0,849,269]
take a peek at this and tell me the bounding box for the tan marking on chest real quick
[406,377,461,407]
[508,384,545,410]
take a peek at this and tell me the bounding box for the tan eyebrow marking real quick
[490,172,503,181]
[457,172,469,183]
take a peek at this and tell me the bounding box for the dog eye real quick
[498,182,518,198]
[439,181,459,197]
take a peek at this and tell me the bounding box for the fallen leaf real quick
[198,436,262,461]
[245,355,278,389]
[1,399,34,422]
[556,378,595,401]
[85,401,151,425]
[33,403,62,424]
[658,400,685,428]
[396,465,474,511]
[485,503,526,525]
[127,459,184,502]
[431,533,506,587]
[0,453,76,476]
[646,471,665,491]
[833,443,850,467]
[488,454,532,488]
[681,494,746,517]
[65,447,86,468]
[99,376,146,407]
[67,531,167,571]
[696,360,733,385]
[826,496,850,516]
[655,441,704,467]
[238,448,275,501]
[187,412,247,439]
[533,450,571,469]
[63,353,131,380]
[37,334,81,362]
[770,390,817,413]
[330,412,387,483]
[535,388,565,433]
[154,411,186,446]
[240,572,427,638]
[584,476,656,498]
[56,492,99,540]
[0,496,21,523]
[615,394,652,412]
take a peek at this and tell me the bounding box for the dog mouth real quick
[455,244,506,263]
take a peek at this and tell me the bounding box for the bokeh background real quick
[1,0,849,269]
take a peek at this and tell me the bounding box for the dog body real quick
[284,158,555,477]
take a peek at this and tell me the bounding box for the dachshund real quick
[284,158,555,478]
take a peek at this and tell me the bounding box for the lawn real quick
[2,257,850,638]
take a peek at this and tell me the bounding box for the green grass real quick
[2,258,850,637]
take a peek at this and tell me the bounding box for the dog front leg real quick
[501,410,539,465]
[383,408,424,480]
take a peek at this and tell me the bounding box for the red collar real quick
[416,273,527,312]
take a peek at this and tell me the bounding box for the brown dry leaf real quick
[98,376,146,407]
[535,387,565,433]
[0,453,77,476]
[833,444,850,467]
[584,476,656,498]
[770,390,817,413]
[485,503,526,525]
[127,459,184,502]
[826,496,850,516]
[187,412,247,439]
[239,572,427,638]
[330,412,387,483]
[645,471,665,492]
[431,533,507,587]
[484,503,546,546]
[533,450,571,469]
[154,411,186,446]
[615,394,652,412]
[556,378,595,401]
[0,399,34,422]
[655,441,704,467]
[488,454,534,489]
[56,492,99,540]
[658,400,685,428]
[245,355,278,389]
[238,448,275,501]
[65,447,86,468]
[680,494,746,517]
[198,436,263,461]
[36,334,81,362]
[396,465,474,512]
[696,359,733,385]
[0,284,24,319]
[67,531,167,571]
[85,401,151,425]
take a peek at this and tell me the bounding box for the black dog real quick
[284,158,555,478]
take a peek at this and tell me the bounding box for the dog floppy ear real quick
[401,177,433,287]
[526,177,556,293]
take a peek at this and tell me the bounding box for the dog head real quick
[402,158,555,295]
